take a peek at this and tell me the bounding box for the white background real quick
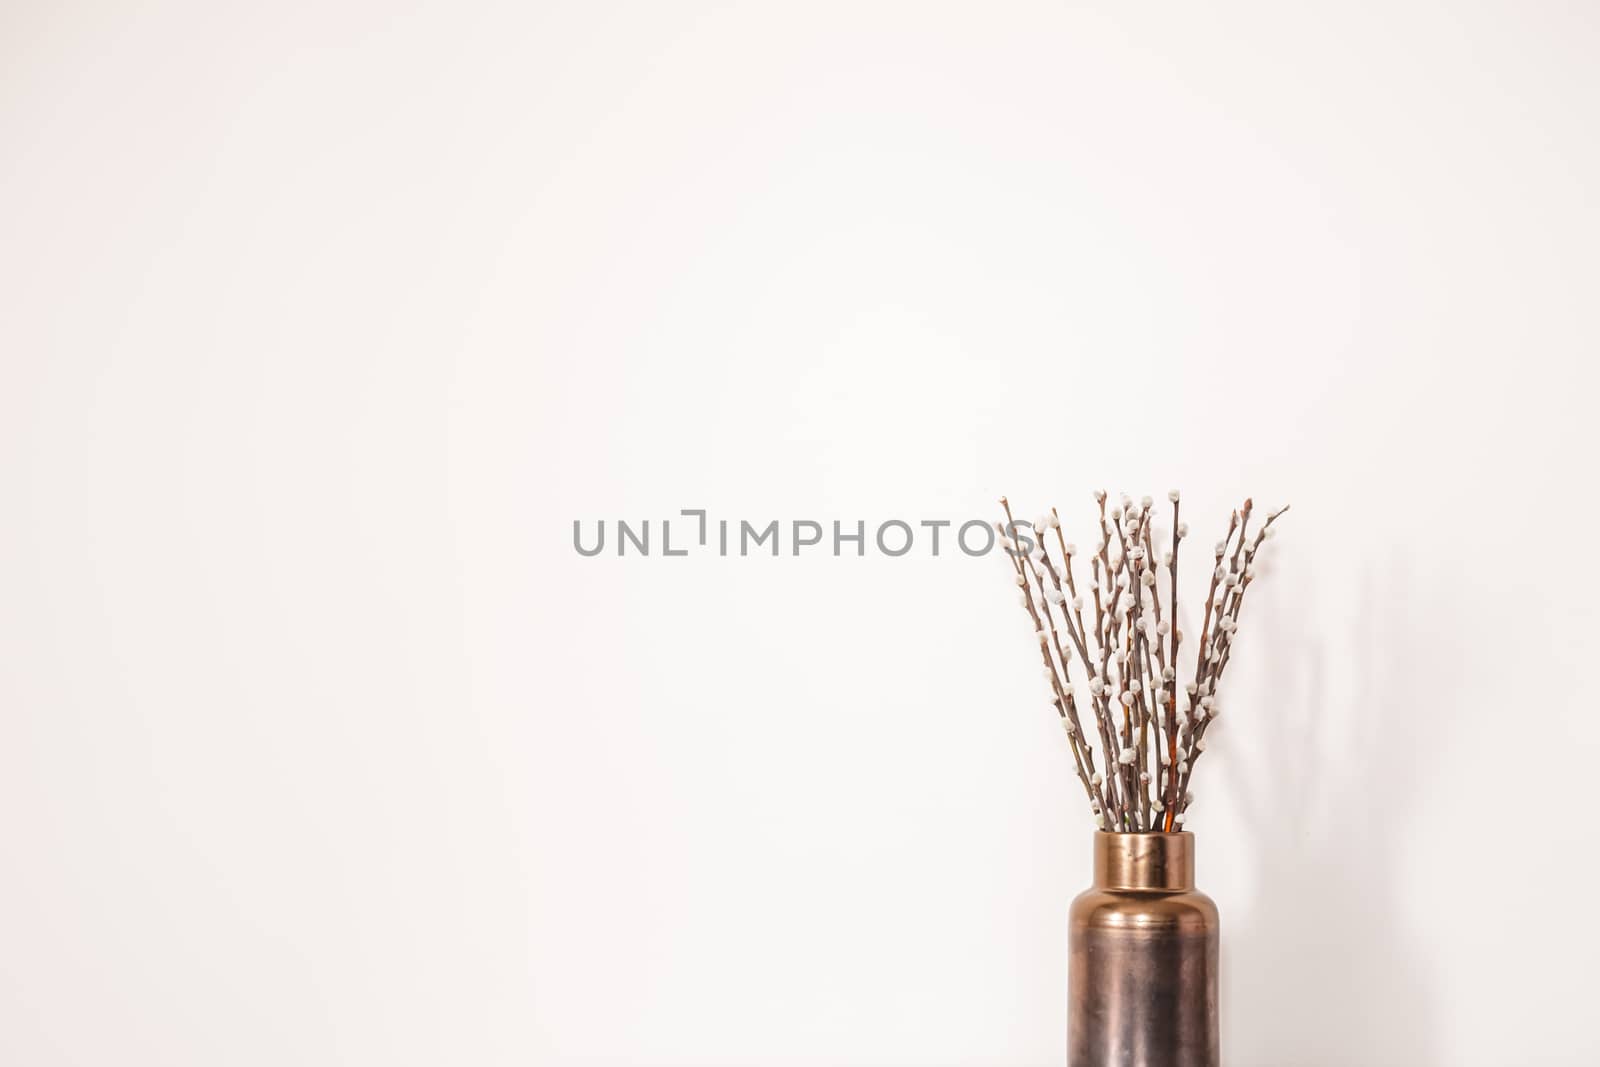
[3,2,1597,1064]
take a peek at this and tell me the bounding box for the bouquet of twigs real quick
[999,492,1287,832]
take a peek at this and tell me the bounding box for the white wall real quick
[3,2,1596,1064]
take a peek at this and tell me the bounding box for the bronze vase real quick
[1068,832,1219,1067]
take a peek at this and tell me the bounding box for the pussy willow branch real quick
[1029,521,1114,821]
[1086,493,1132,827]
[999,498,1102,818]
[1112,501,1143,829]
[1137,515,1169,806]
[1173,504,1290,819]
[1001,492,1286,832]
[1163,493,1185,830]
[1050,509,1126,823]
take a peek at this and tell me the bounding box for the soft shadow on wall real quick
[1223,554,1436,1067]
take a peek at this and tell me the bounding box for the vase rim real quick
[1092,829,1196,890]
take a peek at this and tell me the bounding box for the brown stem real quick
[999,499,1102,817]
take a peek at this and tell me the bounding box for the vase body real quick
[1068,832,1219,1067]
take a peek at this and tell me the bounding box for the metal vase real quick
[1068,832,1219,1067]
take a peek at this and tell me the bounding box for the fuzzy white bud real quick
[1168,490,1180,503]
[1176,522,1188,538]
[1141,495,1153,508]
[1118,747,1137,765]
[1174,813,1187,826]
[1093,490,1107,503]
[1091,772,1104,787]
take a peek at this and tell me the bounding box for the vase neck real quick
[1092,832,1195,891]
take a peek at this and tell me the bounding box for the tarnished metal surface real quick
[1068,832,1219,1067]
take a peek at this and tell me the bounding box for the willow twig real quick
[997,491,1288,832]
